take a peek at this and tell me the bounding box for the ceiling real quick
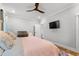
[2,3,74,20]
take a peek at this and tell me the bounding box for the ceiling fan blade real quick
[37,9,45,13]
[27,9,34,12]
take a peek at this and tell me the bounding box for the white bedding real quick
[2,38,24,56]
[0,31,16,56]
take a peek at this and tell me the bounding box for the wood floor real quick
[56,44,79,56]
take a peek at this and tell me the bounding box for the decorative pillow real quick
[6,32,16,40]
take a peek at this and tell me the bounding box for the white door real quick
[76,15,79,51]
[34,24,41,38]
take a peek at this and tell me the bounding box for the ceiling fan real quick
[27,3,45,13]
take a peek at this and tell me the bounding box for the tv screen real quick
[49,20,60,29]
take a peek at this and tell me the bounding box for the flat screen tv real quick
[49,20,60,29]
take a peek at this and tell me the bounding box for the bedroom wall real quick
[41,4,77,49]
[5,15,38,36]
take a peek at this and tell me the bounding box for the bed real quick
[0,31,71,56]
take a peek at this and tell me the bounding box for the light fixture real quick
[11,9,15,14]
[37,16,46,24]
[40,18,46,24]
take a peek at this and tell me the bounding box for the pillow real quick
[6,32,16,40]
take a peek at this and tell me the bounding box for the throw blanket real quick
[21,36,60,56]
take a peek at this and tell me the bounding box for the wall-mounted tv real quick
[49,20,60,29]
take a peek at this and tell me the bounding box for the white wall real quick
[6,15,37,36]
[41,4,77,48]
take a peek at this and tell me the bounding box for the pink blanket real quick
[21,36,60,56]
